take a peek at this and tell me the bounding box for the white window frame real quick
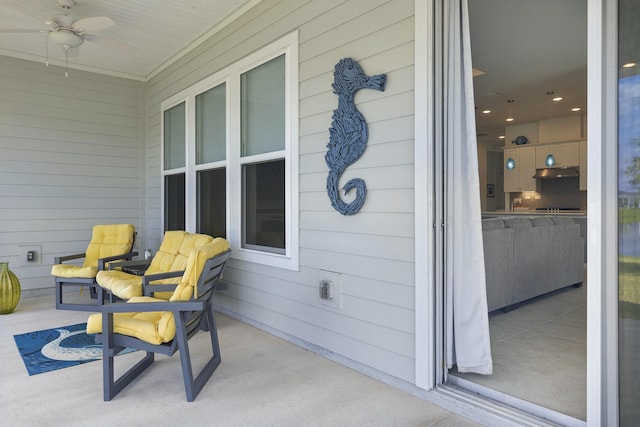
[161,31,299,271]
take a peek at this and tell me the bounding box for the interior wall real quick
[510,179,587,210]
[486,150,504,211]
[0,55,144,291]
[145,0,418,382]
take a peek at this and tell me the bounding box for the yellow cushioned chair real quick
[51,224,137,311]
[96,230,214,303]
[87,238,230,402]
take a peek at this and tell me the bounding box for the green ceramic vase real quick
[0,262,20,314]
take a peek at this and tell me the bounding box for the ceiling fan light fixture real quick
[49,30,84,48]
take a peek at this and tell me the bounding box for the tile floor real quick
[452,278,587,421]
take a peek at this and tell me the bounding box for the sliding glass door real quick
[617,0,640,424]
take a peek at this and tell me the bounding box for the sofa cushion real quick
[531,217,555,227]
[503,217,533,228]
[551,217,575,225]
[482,218,505,230]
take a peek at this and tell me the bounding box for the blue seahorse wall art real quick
[325,58,387,215]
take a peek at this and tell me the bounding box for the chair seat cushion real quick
[51,264,98,279]
[86,296,176,345]
[96,270,143,300]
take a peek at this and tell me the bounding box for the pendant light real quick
[505,99,515,122]
[506,157,516,170]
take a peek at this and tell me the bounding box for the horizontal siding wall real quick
[145,0,416,383]
[0,56,144,291]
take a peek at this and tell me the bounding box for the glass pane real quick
[197,168,226,238]
[196,84,226,164]
[164,173,185,231]
[164,102,186,170]
[618,0,640,424]
[243,159,285,252]
[241,55,285,156]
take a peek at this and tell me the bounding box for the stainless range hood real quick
[533,166,579,179]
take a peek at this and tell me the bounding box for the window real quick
[163,102,186,231]
[161,32,298,270]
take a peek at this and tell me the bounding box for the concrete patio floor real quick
[1,292,480,427]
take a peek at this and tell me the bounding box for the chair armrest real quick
[54,253,87,264]
[142,270,184,285]
[142,283,179,297]
[141,270,184,297]
[98,252,139,270]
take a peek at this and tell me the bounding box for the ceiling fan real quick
[0,0,122,74]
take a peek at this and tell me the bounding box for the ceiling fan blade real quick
[72,16,115,33]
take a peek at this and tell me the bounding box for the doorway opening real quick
[445,0,588,421]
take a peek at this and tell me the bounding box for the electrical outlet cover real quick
[18,244,42,267]
[316,270,342,309]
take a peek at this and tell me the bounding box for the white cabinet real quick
[579,140,587,191]
[504,146,536,192]
[538,115,583,144]
[535,141,580,168]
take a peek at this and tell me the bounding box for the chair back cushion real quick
[145,231,214,275]
[51,224,135,278]
[144,231,215,300]
[96,231,216,300]
[171,238,230,301]
[83,224,136,267]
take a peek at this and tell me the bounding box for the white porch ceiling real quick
[0,0,258,80]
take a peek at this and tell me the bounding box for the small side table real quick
[122,264,149,276]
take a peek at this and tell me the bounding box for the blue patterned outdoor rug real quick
[13,322,133,376]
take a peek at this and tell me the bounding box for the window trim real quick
[160,31,299,271]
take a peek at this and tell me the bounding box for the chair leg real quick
[103,350,154,401]
[55,281,64,310]
[55,280,100,312]
[175,306,221,402]
[103,314,154,401]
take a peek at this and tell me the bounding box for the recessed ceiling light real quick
[552,97,563,102]
[505,117,514,122]
[482,109,491,114]
[571,107,582,112]
[499,135,505,139]
[623,62,637,68]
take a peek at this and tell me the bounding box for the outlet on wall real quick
[317,270,342,309]
[18,244,42,267]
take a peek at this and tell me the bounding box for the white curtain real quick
[444,0,493,375]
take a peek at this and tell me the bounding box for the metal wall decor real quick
[325,58,387,215]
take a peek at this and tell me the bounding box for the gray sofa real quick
[482,216,585,312]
